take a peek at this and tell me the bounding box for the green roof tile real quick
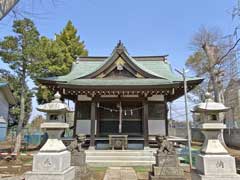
[39,42,203,87]
[66,78,173,86]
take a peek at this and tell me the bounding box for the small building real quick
[38,42,202,149]
[0,82,16,141]
[224,78,240,127]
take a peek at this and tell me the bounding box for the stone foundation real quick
[25,166,75,180]
[149,151,186,180]
[191,169,240,180]
[192,154,240,180]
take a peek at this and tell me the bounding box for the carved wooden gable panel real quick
[97,57,144,79]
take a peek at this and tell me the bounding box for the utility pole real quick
[175,68,193,169]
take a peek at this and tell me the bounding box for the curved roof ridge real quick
[76,41,168,79]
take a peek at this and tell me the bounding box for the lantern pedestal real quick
[25,92,75,180]
[192,123,240,180]
[25,123,75,180]
[25,151,75,180]
[191,93,240,180]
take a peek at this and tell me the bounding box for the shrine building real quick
[38,42,203,149]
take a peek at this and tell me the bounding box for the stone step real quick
[86,150,155,156]
[86,155,154,161]
[87,160,155,167]
[86,150,156,167]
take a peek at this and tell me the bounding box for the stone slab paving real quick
[103,167,138,180]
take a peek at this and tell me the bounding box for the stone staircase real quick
[86,149,156,167]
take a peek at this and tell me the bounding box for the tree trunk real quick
[13,74,25,154]
[202,43,220,102]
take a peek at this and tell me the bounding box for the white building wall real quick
[0,90,9,122]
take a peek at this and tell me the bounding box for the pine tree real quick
[56,20,88,62]
[0,18,39,153]
[34,20,88,103]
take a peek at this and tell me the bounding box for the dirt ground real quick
[0,141,239,179]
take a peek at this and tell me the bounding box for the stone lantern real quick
[191,93,240,180]
[25,92,75,180]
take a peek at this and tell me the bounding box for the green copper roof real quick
[40,60,182,82]
[66,78,173,86]
[39,42,203,87]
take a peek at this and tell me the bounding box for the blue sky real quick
[0,0,237,120]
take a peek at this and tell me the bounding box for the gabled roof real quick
[0,82,16,105]
[78,42,166,79]
[38,41,203,90]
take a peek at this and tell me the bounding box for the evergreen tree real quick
[56,20,88,62]
[0,18,39,153]
[34,20,88,103]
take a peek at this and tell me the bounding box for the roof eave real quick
[0,85,16,105]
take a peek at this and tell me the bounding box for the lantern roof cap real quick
[192,92,230,113]
[37,92,70,113]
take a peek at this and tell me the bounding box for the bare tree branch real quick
[218,38,240,62]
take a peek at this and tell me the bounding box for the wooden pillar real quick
[165,101,169,136]
[73,100,78,137]
[143,99,149,148]
[90,100,96,149]
[96,103,100,136]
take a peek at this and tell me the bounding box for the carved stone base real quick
[192,154,240,180]
[191,169,240,180]
[149,153,186,180]
[195,154,237,175]
[25,150,75,180]
[155,153,179,167]
[71,151,90,179]
[74,165,92,180]
[149,172,186,180]
[71,151,86,167]
[151,165,185,176]
[32,151,71,172]
[25,166,75,180]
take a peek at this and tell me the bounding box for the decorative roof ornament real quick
[114,40,129,54]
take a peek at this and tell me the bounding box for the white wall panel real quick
[148,120,166,135]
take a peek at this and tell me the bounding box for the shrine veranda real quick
[38,42,202,149]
